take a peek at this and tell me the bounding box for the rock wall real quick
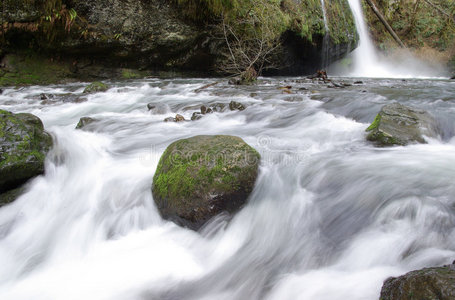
[0,0,358,81]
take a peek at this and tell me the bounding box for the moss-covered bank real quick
[0,0,358,83]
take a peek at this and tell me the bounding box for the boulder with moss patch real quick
[0,110,52,193]
[152,135,260,230]
[380,262,455,300]
[366,103,439,146]
[83,82,109,93]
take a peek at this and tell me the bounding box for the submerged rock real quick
[191,112,203,121]
[152,135,260,230]
[366,103,439,146]
[83,82,109,93]
[0,186,25,207]
[75,117,98,130]
[0,110,52,192]
[175,114,185,122]
[229,101,246,111]
[164,114,186,122]
[380,262,455,300]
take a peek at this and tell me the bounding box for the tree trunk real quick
[363,0,406,48]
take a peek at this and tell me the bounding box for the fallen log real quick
[364,0,406,48]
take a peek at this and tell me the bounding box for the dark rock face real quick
[2,0,357,80]
[366,103,439,146]
[0,110,52,193]
[152,135,260,230]
[64,0,217,72]
[380,263,455,300]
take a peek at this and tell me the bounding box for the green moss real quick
[152,135,260,202]
[326,0,358,45]
[366,114,382,131]
[0,53,74,86]
[83,81,109,93]
[121,69,143,79]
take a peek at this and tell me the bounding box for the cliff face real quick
[0,0,358,82]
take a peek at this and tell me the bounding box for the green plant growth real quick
[365,0,455,51]
[0,53,74,86]
[325,0,358,45]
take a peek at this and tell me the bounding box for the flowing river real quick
[0,77,454,299]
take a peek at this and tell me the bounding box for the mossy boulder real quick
[0,110,52,192]
[152,135,260,230]
[380,262,455,300]
[366,103,439,146]
[83,82,109,93]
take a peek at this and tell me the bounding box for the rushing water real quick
[0,77,454,299]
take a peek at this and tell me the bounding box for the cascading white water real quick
[347,0,384,76]
[0,78,454,299]
[320,0,330,68]
[343,0,446,78]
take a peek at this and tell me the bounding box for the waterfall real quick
[343,0,446,78]
[320,0,330,68]
[346,0,388,77]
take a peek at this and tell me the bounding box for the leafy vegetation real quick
[365,0,455,51]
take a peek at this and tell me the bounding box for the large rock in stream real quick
[366,103,439,146]
[152,135,260,230]
[0,110,52,197]
[380,262,455,300]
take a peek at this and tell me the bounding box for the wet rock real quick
[451,75,455,80]
[229,101,246,111]
[75,117,98,130]
[250,93,258,97]
[354,80,364,84]
[366,103,439,146]
[200,105,209,115]
[0,110,53,193]
[228,77,242,85]
[191,112,203,121]
[380,263,455,300]
[0,89,3,95]
[147,103,168,114]
[331,81,345,88]
[0,186,25,207]
[39,93,54,100]
[83,81,109,93]
[164,114,186,122]
[152,135,260,230]
[175,114,185,122]
[209,103,226,113]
